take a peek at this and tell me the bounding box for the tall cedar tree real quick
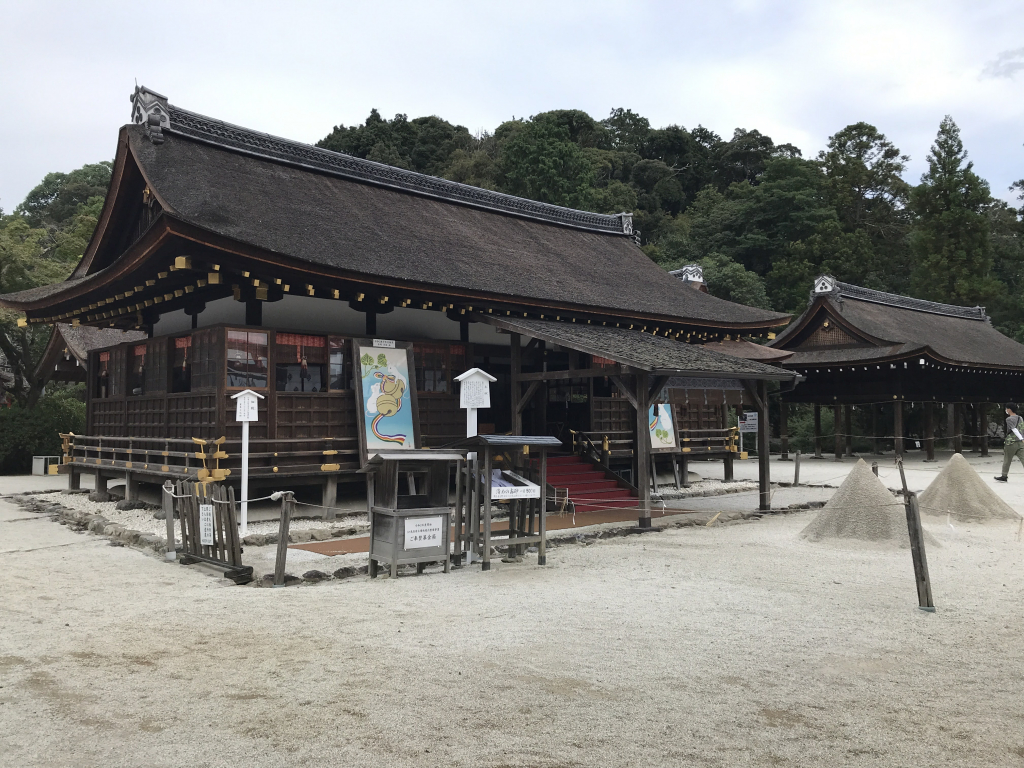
[910,116,997,306]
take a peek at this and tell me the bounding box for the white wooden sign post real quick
[455,368,495,565]
[230,389,264,536]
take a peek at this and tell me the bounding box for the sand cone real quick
[801,459,921,548]
[919,453,1021,522]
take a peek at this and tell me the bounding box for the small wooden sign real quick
[231,389,264,422]
[199,503,214,546]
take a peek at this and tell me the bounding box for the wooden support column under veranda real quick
[894,399,905,456]
[634,370,652,528]
[979,402,989,457]
[844,405,853,458]
[924,401,936,462]
[872,404,880,455]
[953,403,963,454]
[743,380,771,511]
[779,401,790,460]
[813,404,823,459]
[833,404,843,461]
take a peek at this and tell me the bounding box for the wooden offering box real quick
[364,450,466,578]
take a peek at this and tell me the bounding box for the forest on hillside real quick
[317,108,1024,334]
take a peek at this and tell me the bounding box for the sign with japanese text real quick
[739,411,759,433]
[404,516,443,549]
[234,392,259,422]
[460,379,491,409]
[372,339,396,349]
[199,503,214,546]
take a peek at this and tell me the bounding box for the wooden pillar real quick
[365,310,376,336]
[872,404,880,455]
[833,404,843,461]
[844,405,853,458]
[969,404,979,453]
[924,401,936,461]
[510,333,522,436]
[245,299,262,326]
[953,403,963,454]
[125,472,140,502]
[757,381,771,511]
[635,371,651,529]
[979,403,989,457]
[779,402,790,460]
[894,400,904,457]
[322,475,338,519]
[68,466,81,491]
[813,404,822,458]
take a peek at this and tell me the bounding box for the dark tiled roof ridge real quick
[160,104,631,236]
[832,280,988,321]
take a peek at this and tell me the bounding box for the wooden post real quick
[872,404,880,455]
[510,333,522,437]
[924,402,936,462]
[844,405,853,458]
[757,380,770,511]
[872,461,878,476]
[94,473,110,501]
[537,447,548,566]
[273,492,294,587]
[635,371,651,528]
[481,446,493,570]
[793,450,800,486]
[125,471,139,502]
[323,475,338,520]
[905,493,935,611]
[162,480,176,561]
[813,404,822,459]
[894,400,904,457]
[681,453,691,487]
[779,402,790,461]
[970,404,980,453]
[68,466,81,491]
[833,404,843,461]
[979,403,989,457]
[953,404,963,454]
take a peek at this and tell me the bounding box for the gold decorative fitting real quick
[145,280,155,287]
[207,272,220,284]
[275,278,282,285]
[251,278,260,287]
[16,318,27,328]
[273,467,279,473]
[356,292,365,301]
[197,279,207,288]
[307,285,315,296]
[283,284,289,292]
[164,293,174,301]
[173,290,183,298]
[255,286,269,301]
[212,264,220,271]
[158,272,168,279]
[243,271,250,277]
[333,289,340,299]
[174,256,192,270]
[321,463,340,472]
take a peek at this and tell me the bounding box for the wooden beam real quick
[514,368,618,382]
[648,375,671,403]
[516,381,541,415]
[609,375,637,410]
[635,370,651,528]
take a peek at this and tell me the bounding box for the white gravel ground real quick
[2,490,1023,767]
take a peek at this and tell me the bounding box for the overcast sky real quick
[1,0,1022,211]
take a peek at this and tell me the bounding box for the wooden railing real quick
[61,433,361,481]
[572,426,739,461]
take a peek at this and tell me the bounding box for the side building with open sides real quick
[0,86,798,525]
[771,276,1024,459]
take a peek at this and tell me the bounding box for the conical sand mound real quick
[801,459,919,548]
[919,453,1021,522]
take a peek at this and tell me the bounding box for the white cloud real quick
[982,47,1024,79]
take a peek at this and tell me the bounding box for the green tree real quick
[910,116,998,306]
[16,161,112,231]
[495,119,593,208]
[816,123,912,293]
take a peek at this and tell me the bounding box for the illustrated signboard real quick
[352,339,420,463]
[648,403,679,453]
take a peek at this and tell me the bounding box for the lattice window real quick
[226,329,267,389]
[275,333,327,393]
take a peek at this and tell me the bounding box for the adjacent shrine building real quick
[772,276,1024,459]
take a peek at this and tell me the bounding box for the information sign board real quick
[372,339,396,349]
[404,516,444,549]
[739,411,759,433]
[460,379,491,409]
[199,503,214,546]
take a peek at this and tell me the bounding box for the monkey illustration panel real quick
[357,343,417,452]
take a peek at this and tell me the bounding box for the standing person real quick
[995,403,1024,481]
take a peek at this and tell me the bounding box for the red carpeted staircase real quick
[544,455,638,513]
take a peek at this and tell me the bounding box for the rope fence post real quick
[273,491,294,588]
[162,480,176,561]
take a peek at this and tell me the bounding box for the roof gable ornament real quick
[813,275,837,295]
[619,213,633,236]
[130,86,170,145]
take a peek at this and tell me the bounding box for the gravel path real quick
[2,493,1023,767]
